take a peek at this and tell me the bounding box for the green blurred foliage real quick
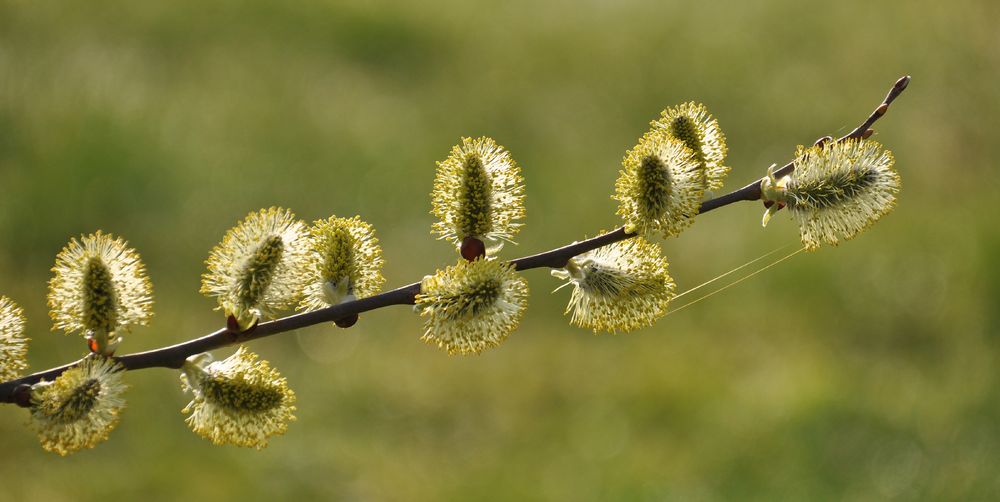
[0,0,998,499]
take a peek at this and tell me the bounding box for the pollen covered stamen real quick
[637,154,673,218]
[82,257,119,334]
[45,379,101,424]
[787,167,879,209]
[319,227,354,293]
[457,153,493,240]
[579,260,660,298]
[200,374,284,413]
[237,236,285,310]
[669,115,705,167]
[653,102,729,191]
[443,277,502,319]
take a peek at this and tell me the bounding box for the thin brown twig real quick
[698,75,910,213]
[0,75,910,405]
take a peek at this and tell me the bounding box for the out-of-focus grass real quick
[0,0,997,499]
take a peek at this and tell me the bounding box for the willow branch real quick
[0,75,910,405]
[699,75,910,213]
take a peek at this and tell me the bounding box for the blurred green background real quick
[0,0,997,500]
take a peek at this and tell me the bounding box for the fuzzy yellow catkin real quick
[298,215,385,312]
[201,207,309,329]
[47,231,154,344]
[415,257,529,355]
[763,139,901,250]
[614,130,704,238]
[180,347,297,449]
[552,236,675,333]
[430,137,526,249]
[29,356,127,456]
[652,101,730,192]
[0,296,29,381]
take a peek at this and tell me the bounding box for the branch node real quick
[13,384,32,408]
[814,135,834,147]
[335,313,359,328]
[226,315,259,337]
[460,237,486,262]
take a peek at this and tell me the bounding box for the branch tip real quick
[895,75,911,92]
[885,75,910,106]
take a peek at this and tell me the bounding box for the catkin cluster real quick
[0,94,901,455]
